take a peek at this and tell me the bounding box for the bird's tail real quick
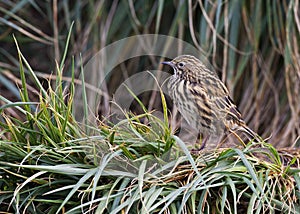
[228,121,261,143]
[238,125,261,143]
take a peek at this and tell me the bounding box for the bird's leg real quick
[199,140,206,150]
[197,133,209,150]
[191,133,207,154]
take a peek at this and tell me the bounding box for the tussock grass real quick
[0,41,299,213]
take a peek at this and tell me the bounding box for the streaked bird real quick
[162,55,258,149]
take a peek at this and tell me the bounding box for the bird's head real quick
[162,55,208,80]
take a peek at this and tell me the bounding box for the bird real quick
[162,55,259,149]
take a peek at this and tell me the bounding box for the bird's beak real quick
[161,61,175,68]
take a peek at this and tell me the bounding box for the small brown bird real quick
[162,55,258,149]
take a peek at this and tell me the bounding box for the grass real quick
[0,38,299,213]
[0,1,299,213]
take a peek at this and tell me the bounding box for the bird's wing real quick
[191,76,259,140]
[196,78,247,127]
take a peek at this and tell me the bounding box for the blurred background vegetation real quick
[0,1,299,146]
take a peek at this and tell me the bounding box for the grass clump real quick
[0,40,299,213]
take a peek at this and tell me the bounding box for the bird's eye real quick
[178,62,185,68]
